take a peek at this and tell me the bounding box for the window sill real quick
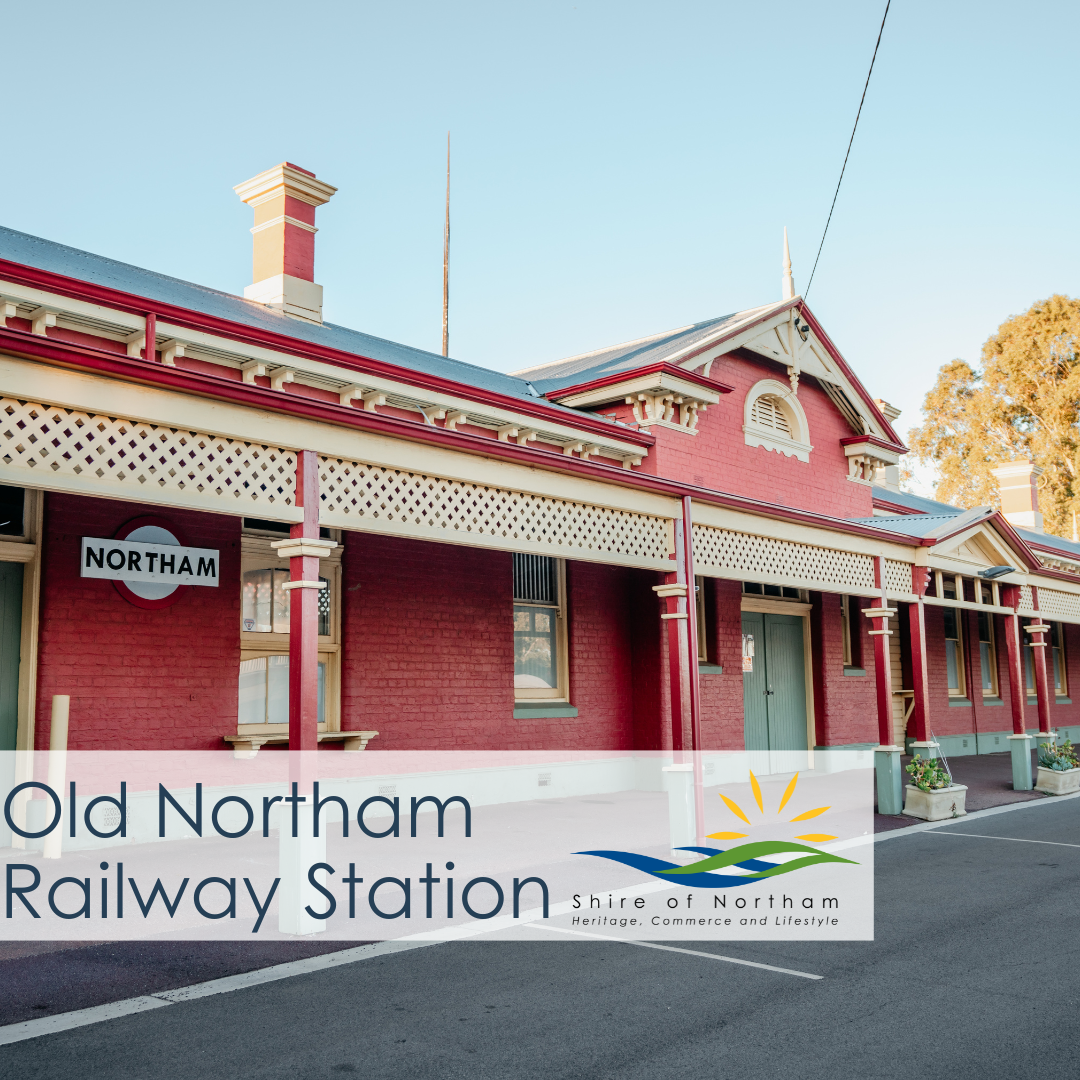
[698,664,724,674]
[842,667,866,677]
[948,698,973,708]
[1026,696,1072,704]
[981,697,1004,706]
[513,703,578,719]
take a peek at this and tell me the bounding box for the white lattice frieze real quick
[318,456,674,569]
[692,524,877,593]
[1018,584,1035,614]
[0,397,298,518]
[1031,587,1080,623]
[884,559,914,596]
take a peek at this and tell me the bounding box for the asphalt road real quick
[2,797,1078,1079]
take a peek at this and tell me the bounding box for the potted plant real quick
[902,755,967,821]
[1035,738,1080,795]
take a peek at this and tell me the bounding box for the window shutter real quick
[513,554,557,603]
[750,394,792,435]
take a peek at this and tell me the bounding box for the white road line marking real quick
[874,788,1080,845]
[0,939,438,1047]
[524,923,823,979]
[926,831,1080,849]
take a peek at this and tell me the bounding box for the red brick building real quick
[0,163,1076,811]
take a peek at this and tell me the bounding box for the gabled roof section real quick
[871,485,962,517]
[0,225,546,407]
[511,306,779,388]
[512,296,905,449]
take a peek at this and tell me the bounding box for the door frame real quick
[0,489,44,754]
[740,595,816,753]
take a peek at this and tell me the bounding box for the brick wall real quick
[810,592,878,746]
[35,493,241,750]
[339,535,646,750]
[625,352,873,517]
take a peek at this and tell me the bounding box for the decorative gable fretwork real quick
[692,523,877,594]
[0,396,298,518]
[318,456,674,570]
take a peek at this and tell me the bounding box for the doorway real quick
[741,610,808,752]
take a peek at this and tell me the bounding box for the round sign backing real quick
[112,516,190,610]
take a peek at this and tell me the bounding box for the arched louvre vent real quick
[750,395,792,435]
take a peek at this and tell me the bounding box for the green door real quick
[742,611,808,752]
[0,562,21,848]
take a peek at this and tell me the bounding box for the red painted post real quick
[907,565,931,744]
[681,496,706,844]
[145,312,156,361]
[869,557,895,746]
[288,450,321,751]
[1001,584,1027,735]
[1029,587,1052,734]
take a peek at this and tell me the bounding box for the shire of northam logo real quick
[577,771,857,889]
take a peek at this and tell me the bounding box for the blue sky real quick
[5,1,1076,492]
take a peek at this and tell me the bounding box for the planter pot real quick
[1035,765,1080,795]
[902,784,967,821]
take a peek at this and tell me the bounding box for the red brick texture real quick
[614,351,873,519]
[35,493,241,750]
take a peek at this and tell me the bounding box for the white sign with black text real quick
[81,536,220,588]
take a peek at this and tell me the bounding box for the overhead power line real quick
[804,0,891,300]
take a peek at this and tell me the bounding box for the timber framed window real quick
[513,554,568,701]
[840,595,864,671]
[695,576,708,662]
[237,530,342,733]
[742,582,806,602]
[1024,619,1068,697]
[942,602,966,698]
[977,611,998,698]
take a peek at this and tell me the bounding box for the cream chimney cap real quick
[234,162,338,209]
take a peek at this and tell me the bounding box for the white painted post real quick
[42,695,69,860]
[662,763,696,852]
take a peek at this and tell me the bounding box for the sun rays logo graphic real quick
[577,771,858,888]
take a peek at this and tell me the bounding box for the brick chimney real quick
[991,460,1043,532]
[234,163,337,324]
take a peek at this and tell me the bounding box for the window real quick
[695,576,708,662]
[1024,620,1067,697]
[977,612,998,697]
[238,531,341,732]
[242,568,330,635]
[513,554,567,700]
[742,380,812,462]
[742,582,804,601]
[839,595,864,670]
[943,606,966,697]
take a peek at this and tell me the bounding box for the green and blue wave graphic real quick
[576,842,856,888]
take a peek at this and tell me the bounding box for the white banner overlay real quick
[0,751,873,941]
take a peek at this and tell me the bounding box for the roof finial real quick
[782,227,795,301]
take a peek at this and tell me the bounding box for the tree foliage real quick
[909,294,1080,539]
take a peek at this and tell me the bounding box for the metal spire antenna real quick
[442,133,450,357]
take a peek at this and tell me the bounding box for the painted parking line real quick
[524,923,823,980]
[0,939,439,1048]
[2,789,1074,1048]
[926,831,1080,849]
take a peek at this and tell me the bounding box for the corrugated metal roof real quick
[848,514,966,539]
[510,305,779,391]
[1016,527,1080,559]
[871,485,962,517]
[0,225,556,408]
